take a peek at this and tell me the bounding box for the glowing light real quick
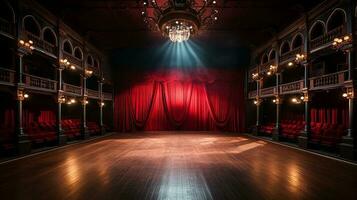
[288,62,294,67]
[342,93,348,98]
[24,94,29,98]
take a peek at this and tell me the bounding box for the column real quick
[98,80,105,135]
[272,73,281,141]
[253,79,261,136]
[56,66,67,145]
[15,51,31,154]
[81,75,89,139]
[298,62,310,148]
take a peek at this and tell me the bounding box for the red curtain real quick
[114,69,245,132]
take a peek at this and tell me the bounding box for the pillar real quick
[56,66,67,145]
[81,75,89,139]
[298,63,311,148]
[99,80,105,135]
[272,74,281,141]
[15,51,31,154]
[252,79,261,136]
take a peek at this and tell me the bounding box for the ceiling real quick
[35,0,325,51]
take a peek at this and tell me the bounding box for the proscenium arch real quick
[23,15,41,36]
[280,41,291,55]
[326,8,347,32]
[309,20,326,40]
[291,33,304,49]
[74,47,83,60]
[62,39,73,54]
[42,27,57,46]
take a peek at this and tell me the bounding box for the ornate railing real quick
[280,46,303,63]
[0,18,14,36]
[103,92,113,100]
[24,74,57,92]
[310,25,345,50]
[310,70,347,90]
[260,87,276,97]
[26,32,57,55]
[62,52,83,69]
[279,80,304,94]
[63,83,82,96]
[0,67,15,86]
[248,90,257,99]
[87,89,99,99]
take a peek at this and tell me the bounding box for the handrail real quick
[63,83,82,95]
[310,25,345,50]
[261,87,276,97]
[26,31,57,55]
[309,70,347,90]
[0,67,15,85]
[23,73,57,91]
[63,52,83,68]
[279,80,304,94]
[87,89,99,98]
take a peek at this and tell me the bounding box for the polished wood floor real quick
[0,132,356,200]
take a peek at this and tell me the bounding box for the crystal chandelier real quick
[140,0,218,42]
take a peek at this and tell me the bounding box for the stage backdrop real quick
[114,68,245,132]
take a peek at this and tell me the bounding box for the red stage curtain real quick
[114,69,245,132]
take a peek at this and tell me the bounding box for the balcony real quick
[279,80,304,94]
[103,92,113,100]
[260,60,276,73]
[310,25,346,50]
[0,67,15,86]
[62,52,83,69]
[0,18,14,37]
[24,74,57,92]
[280,46,303,63]
[87,89,100,99]
[309,70,347,90]
[63,83,82,96]
[25,32,57,56]
[261,87,276,98]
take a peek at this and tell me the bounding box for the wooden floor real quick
[0,132,356,200]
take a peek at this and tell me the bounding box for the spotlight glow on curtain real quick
[114,69,245,132]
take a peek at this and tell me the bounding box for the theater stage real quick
[0,132,356,200]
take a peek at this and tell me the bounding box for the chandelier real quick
[140,0,218,42]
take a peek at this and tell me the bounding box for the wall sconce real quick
[272,97,281,104]
[17,90,29,101]
[101,102,105,107]
[18,39,34,54]
[85,69,93,77]
[254,98,262,106]
[252,72,263,81]
[67,98,76,105]
[295,53,307,64]
[342,88,354,99]
[58,96,66,104]
[287,62,294,67]
[266,65,277,76]
[332,34,352,51]
[291,97,301,104]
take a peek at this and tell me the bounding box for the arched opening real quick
[327,9,346,32]
[94,59,99,69]
[269,50,276,61]
[74,47,83,60]
[261,54,268,64]
[292,34,303,49]
[0,1,15,23]
[43,27,57,46]
[310,21,325,40]
[87,55,93,66]
[280,41,290,55]
[23,16,40,36]
[63,40,73,54]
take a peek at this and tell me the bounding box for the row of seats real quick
[259,120,346,147]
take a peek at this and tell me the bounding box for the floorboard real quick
[0,132,356,200]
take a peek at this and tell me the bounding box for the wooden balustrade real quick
[279,80,304,94]
[24,74,57,92]
[26,32,57,55]
[0,18,14,36]
[0,68,15,86]
[310,25,345,50]
[87,89,99,99]
[63,52,83,69]
[63,83,82,96]
[248,90,257,99]
[261,87,276,97]
[103,92,113,100]
[280,46,303,63]
[310,70,347,90]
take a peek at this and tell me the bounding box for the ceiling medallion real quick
[141,0,218,42]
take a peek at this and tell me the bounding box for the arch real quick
[63,40,73,54]
[291,33,304,49]
[23,15,41,36]
[87,55,94,66]
[261,54,268,64]
[94,59,99,68]
[326,8,347,32]
[74,47,83,60]
[268,49,276,61]
[280,41,291,55]
[0,1,15,23]
[42,27,57,46]
[309,20,325,40]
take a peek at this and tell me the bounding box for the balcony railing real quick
[261,87,276,97]
[103,92,113,100]
[280,46,303,63]
[260,60,276,73]
[62,52,83,69]
[26,32,57,56]
[63,83,82,96]
[248,90,257,99]
[310,25,345,50]
[0,67,15,86]
[310,70,347,90]
[87,89,99,99]
[279,80,304,94]
[0,18,14,36]
[24,74,57,92]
